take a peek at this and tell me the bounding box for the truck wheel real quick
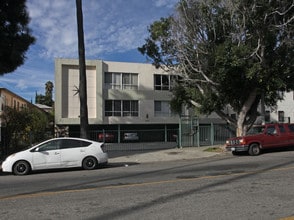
[248,143,261,156]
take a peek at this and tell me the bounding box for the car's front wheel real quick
[248,143,261,156]
[82,156,98,170]
[13,160,31,175]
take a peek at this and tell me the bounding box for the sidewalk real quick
[109,145,227,164]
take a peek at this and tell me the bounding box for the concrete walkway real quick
[109,145,227,164]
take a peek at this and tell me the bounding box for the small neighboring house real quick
[0,88,45,142]
[35,103,53,113]
[0,88,33,111]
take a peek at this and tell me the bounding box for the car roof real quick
[52,137,95,142]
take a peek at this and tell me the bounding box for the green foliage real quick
[0,0,35,75]
[0,107,51,154]
[138,17,177,68]
[35,81,54,106]
[139,0,293,130]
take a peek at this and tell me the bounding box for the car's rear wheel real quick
[248,143,261,156]
[13,160,31,175]
[82,156,98,170]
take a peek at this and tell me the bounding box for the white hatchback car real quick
[1,137,108,175]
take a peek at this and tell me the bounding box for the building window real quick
[265,110,270,122]
[154,101,173,117]
[105,100,138,117]
[278,111,284,122]
[105,72,138,90]
[154,75,169,90]
[122,73,138,90]
[154,74,178,91]
[123,100,138,116]
[277,90,284,99]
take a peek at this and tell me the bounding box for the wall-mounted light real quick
[145,114,149,122]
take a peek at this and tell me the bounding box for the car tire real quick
[13,160,31,175]
[82,156,98,170]
[248,143,261,156]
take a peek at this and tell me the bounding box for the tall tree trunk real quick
[236,88,258,136]
[76,0,89,139]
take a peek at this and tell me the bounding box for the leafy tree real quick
[139,0,294,136]
[0,0,35,75]
[0,106,49,155]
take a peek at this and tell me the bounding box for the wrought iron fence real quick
[0,123,234,158]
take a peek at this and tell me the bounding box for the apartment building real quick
[55,59,180,142]
[55,59,294,143]
[264,91,294,123]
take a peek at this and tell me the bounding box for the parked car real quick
[1,137,108,175]
[226,123,294,156]
[98,133,115,142]
[123,132,139,141]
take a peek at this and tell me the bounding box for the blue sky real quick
[0,0,178,102]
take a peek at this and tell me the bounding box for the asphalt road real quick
[0,149,294,220]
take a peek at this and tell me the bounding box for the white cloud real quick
[153,0,178,8]
[1,0,178,102]
[26,0,178,59]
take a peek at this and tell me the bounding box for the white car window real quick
[59,139,91,149]
[38,140,60,151]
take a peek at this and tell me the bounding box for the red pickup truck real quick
[226,123,294,156]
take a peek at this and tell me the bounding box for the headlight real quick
[239,139,246,145]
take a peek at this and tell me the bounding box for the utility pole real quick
[76,0,89,138]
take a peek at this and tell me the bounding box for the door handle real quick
[54,152,60,155]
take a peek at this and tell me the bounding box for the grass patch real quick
[204,147,224,152]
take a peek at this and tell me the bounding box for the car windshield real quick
[247,126,265,135]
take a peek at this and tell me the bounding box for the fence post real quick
[29,131,33,147]
[210,123,214,146]
[178,116,182,148]
[196,119,200,147]
[164,124,167,142]
[118,125,121,143]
